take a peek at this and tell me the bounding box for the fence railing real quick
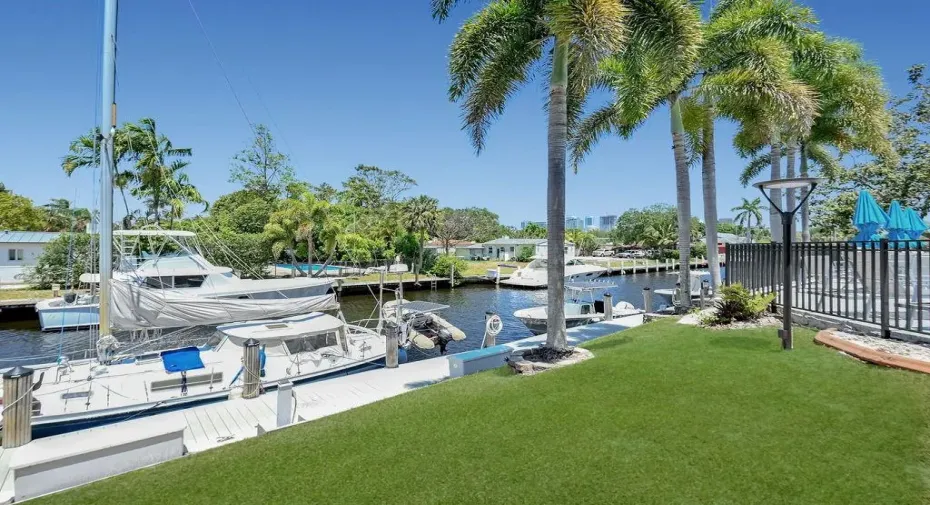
[725,239,930,337]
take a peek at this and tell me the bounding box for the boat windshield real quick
[527,259,548,269]
[284,331,339,354]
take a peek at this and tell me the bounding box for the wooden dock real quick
[0,314,644,501]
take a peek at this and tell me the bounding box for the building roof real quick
[0,231,62,244]
[482,238,546,246]
[425,239,480,249]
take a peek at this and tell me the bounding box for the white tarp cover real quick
[217,312,344,344]
[110,280,339,330]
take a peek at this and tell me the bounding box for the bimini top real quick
[113,229,197,238]
[217,312,344,345]
[565,281,616,291]
[383,300,450,314]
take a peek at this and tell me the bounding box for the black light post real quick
[753,177,821,350]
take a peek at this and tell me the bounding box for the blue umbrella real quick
[852,190,888,243]
[905,208,928,240]
[886,200,909,241]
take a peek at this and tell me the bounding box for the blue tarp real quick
[160,346,206,373]
[852,191,888,243]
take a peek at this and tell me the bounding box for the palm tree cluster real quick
[437,0,891,325]
[62,118,206,227]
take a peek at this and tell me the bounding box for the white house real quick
[424,240,486,260]
[482,238,576,261]
[0,231,61,285]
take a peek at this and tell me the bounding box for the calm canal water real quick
[0,271,686,366]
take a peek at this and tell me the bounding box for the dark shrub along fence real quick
[726,239,930,337]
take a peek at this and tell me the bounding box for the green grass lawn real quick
[0,289,54,301]
[37,320,930,504]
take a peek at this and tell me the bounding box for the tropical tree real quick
[435,0,627,349]
[43,198,92,232]
[519,222,547,239]
[229,124,296,202]
[264,200,302,276]
[403,195,440,284]
[566,229,597,256]
[731,197,765,243]
[294,191,331,276]
[62,125,136,218]
[0,191,46,231]
[435,208,473,254]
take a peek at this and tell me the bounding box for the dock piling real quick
[386,324,399,369]
[603,293,613,320]
[643,287,652,313]
[3,366,35,448]
[483,311,497,348]
[242,339,261,399]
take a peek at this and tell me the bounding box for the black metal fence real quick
[725,240,930,337]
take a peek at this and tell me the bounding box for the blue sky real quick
[1,1,927,227]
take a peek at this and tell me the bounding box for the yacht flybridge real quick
[36,229,333,331]
[502,257,608,288]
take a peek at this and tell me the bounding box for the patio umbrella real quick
[905,207,928,240]
[851,190,888,243]
[886,200,909,241]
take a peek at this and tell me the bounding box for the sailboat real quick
[0,0,388,438]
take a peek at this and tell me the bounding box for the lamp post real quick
[753,177,821,350]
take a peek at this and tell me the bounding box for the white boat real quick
[9,309,386,438]
[502,257,608,288]
[36,229,333,331]
[514,282,641,334]
[654,270,713,302]
[381,299,465,354]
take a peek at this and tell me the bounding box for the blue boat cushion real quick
[160,346,206,373]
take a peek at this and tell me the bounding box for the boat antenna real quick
[98,0,118,341]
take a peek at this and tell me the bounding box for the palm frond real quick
[805,142,843,181]
[431,0,468,21]
[739,153,771,186]
[679,96,708,167]
[548,0,628,73]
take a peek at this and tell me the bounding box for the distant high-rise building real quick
[599,214,618,232]
[718,217,735,225]
[520,220,547,230]
[584,216,596,229]
[565,216,584,230]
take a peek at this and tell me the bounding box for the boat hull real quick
[26,355,386,439]
[36,301,100,331]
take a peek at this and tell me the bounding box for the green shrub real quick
[430,254,468,279]
[705,283,775,326]
[515,245,535,262]
[28,233,95,289]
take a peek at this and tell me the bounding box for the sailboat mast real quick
[98,0,118,338]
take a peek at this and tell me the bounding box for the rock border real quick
[814,329,930,375]
[507,348,594,376]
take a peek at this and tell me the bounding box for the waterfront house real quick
[0,231,61,285]
[482,238,576,261]
[424,240,486,260]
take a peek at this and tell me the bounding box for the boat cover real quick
[160,346,205,373]
[110,280,339,330]
[217,312,344,344]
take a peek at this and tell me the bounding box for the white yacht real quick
[36,229,333,331]
[502,257,608,288]
[7,310,386,438]
[514,282,642,334]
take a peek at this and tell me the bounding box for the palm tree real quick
[294,191,331,277]
[566,229,597,256]
[642,219,677,250]
[404,195,440,284]
[136,160,206,227]
[264,201,302,277]
[435,0,627,349]
[732,197,765,243]
[125,118,195,225]
[42,198,92,232]
[62,126,136,219]
[739,38,893,241]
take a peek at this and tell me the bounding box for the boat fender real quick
[398,347,408,364]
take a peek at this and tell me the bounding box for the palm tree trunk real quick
[747,217,753,244]
[670,94,691,309]
[799,141,811,242]
[701,110,721,291]
[785,139,797,241]
[769,140,782,242]
[313,250,337,277]
[545,37,569,349]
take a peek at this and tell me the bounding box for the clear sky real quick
[1,1,927,227]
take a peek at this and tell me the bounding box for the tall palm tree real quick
[126,118,194,225]
[264,200,303,277]
[137,160,206,227]
[434,0,627,349]
[732,197,764,243]
[571,0,816,307]
[294,191,331,277]
[43,198,92,232]
[62,126,136,219]
[404,195,440,284]
[739,38,893,241]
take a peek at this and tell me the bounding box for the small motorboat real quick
[514,281,641,335]
[381,299,465,354]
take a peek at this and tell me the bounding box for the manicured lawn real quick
[38,320,930,504]
[0,289,54,301]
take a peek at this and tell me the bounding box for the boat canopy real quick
[217,313,344,345]
[386,300,450,314]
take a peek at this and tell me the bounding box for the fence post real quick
[603,293,613,320]
[880,238,890,338]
